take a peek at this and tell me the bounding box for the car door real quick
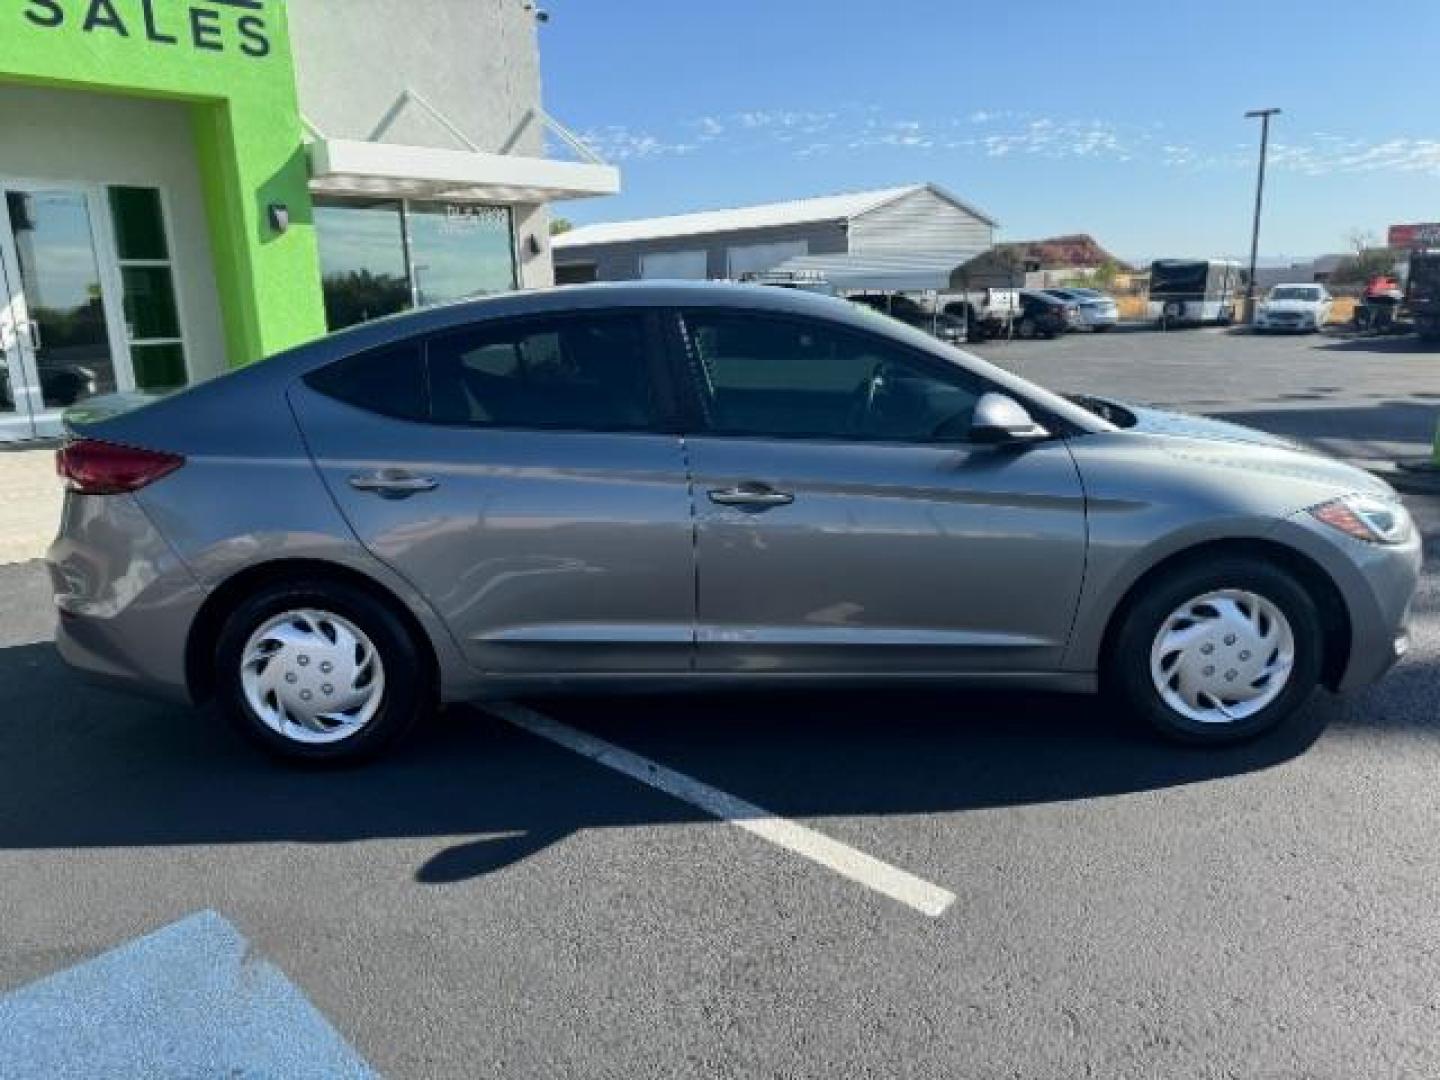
[290,309,695,674]
[672,307,1088,674]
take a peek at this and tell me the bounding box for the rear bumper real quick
[47,492,206,705]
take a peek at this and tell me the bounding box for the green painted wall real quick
[0,0,326,367]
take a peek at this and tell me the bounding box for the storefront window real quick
[108,186,188,390]
[314,198,518,332]
[406,202,516,307]
[313,199,411,332]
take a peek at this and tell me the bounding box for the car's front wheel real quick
[214,580,431,762]
[1107,558,1324,744]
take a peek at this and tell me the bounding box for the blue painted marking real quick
[0,910,376,1079]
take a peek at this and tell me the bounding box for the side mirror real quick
[969,392,1050,444]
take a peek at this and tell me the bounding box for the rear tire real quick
[1106,558,1324,745]
[214,579,431,763]
[1016,317,1038,339]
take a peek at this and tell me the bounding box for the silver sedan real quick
[48,283,1420,761]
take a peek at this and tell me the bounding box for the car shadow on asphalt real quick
[0,639,1350,885]
[1313,336,1440,355]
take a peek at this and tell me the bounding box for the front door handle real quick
[708,482,794,508]
[348,469,439,496]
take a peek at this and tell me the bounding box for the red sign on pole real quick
[1389,223,1440,248]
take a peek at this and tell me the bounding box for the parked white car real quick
[1255,284,1332,333]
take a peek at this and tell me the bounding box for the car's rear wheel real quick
[1016,317,1038,339]
[215,580,430,762]
[1107,558,1323,744]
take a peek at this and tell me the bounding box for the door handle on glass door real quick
[348,470,439,496]
[708,483,794,508]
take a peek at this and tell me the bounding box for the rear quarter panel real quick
[73,365,480,700]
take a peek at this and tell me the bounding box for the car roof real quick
[257,282,883,370]
[353,280,861,331]
[84,280,1117,450]
[1021,289,1065,304]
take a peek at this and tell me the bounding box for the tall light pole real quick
[1244,108,1281,323]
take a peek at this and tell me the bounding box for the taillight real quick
[56,439,184,495]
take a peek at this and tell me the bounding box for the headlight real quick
[1310,494,1413,545]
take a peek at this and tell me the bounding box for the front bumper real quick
[1255,314,1317,331]
[1273,508,1423,692]
[48,492,206,704]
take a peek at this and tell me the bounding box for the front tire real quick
[214,580,431,763]
[1106,558,1324,745]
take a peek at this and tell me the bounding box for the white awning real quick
[308,139,621,204]
[769,248,988,292]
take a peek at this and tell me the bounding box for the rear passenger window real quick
[303,343,427,421]
[428,314,657,431]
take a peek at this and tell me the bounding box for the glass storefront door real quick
[0,185,123,442]
[0,244,33,438]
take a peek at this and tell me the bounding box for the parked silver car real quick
[1043,287,1120,331]
[48,283,1420,761]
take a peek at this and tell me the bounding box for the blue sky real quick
[540,0,1440,261]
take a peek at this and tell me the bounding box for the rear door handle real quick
[348,469,439,496]
[708,483,794,508]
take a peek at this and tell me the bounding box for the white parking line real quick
[487,702,956,918]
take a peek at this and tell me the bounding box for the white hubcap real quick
[240,609,385,745]
[1149,589,1295,725]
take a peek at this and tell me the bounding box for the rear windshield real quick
[1270,287,1321,301]
[1150,262,1209,295]
[1410,255,1440,290]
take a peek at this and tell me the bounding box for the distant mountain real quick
[997,234,1131,271]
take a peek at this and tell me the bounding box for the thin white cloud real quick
[577,107,1440,178]
[576,124,698,161]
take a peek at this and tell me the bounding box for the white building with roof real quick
[552,183,997,291]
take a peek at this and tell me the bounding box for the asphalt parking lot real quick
[3,328,1440,1078]
[974,324,1440,465]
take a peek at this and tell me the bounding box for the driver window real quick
[682,311,980,442]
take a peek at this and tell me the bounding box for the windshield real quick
[1270,287,1321,301]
